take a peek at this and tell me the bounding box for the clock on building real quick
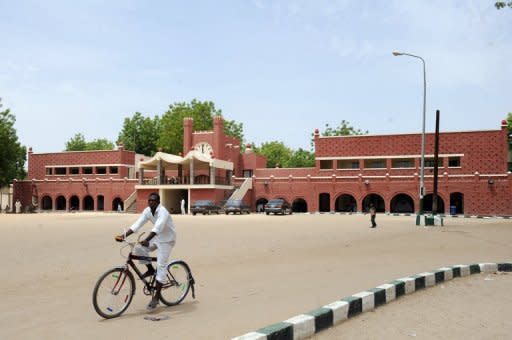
[194,142,213,156]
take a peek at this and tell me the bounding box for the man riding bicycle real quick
[115,192,176,311]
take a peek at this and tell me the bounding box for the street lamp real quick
[393,51,426,225]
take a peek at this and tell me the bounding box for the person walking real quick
[369,203,377,228]
[180,198,186,215]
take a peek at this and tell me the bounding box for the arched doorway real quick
[83,195,94,211]
[70,195,80,211]
[450,192,464,215]
[363,194,385,212]
[255,198,268,213]
[41,196,53,210]
[292,198,308,213]
[335,194,356,212]
[390,194,414,213]
[56,196,66,210]
[423,194,445,214]
[97,195,104,211]
[112,197,123,212]
[319,193,330,212]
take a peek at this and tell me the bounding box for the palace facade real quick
[12,116,512,216]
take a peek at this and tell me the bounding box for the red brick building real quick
[13,117,512,216]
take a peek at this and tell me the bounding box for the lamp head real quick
[392,51,402,56]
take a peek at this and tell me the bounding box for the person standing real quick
[369,203,377,228]
[180,198,186,215]
[15,199,22,214]
[115,192,176,311]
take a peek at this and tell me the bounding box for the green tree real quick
[0,99,26,186]
[158,99,245,155]
[224,119,244,144]
[254,141,292,168]
[321,120,368,136]
[86,138,115,151]
[311,120,368,148]
[158,100,217,154]
[287,148,315,167]
[495,1,512,9]
[65,133,115,151]
[65,133,87,151]
[117,112,161,156]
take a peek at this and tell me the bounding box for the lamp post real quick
[393,51,426,225]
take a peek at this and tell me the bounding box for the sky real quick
[1,0,511,154]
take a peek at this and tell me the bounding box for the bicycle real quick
[92,232,196,319]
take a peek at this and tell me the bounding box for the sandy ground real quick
[0,212,511,340]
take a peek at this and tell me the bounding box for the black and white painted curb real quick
[232,262,512,340]
[311,212,512,219]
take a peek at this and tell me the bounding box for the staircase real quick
[124,191,137,213]
[227,178,252,201]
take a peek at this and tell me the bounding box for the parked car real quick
[223,199,251,215]
[264,198,292,215]
[190,200,221,215]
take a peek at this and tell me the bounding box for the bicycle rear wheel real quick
[92,268,135,319]
[159,261,191,306]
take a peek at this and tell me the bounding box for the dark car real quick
[264,199,292,215]
[223,199,251,215]
[191,200,221,215]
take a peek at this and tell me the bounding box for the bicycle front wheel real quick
[92,268,135,319]
[159,261,191,306]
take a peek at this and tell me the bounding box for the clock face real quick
[194,142,213,156]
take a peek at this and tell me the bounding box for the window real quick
[392,158,414,168]
[243,170,253,178]
[364,159,386,169]
[320,160,333,170]
[337,160,359,169]
[45,168,53,175]
[70,167,80,175]
[96,166,107,175]
[109,166,118,174]
[424,158,442,168]
[83,167,93,174]
[448,157,461,168]
[55,167,66,175]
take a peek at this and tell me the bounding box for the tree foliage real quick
[287,148,315,167]
[65,133,115,151]
[158,100,219,155]
[495,1,512,9]
[320,120,368,137]
[0,99,26,186]
[254,141,292,168]
[117,112,161,156]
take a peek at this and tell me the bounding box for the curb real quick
[232,262,512,340]
[312,212,512,219]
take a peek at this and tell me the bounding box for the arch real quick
[255,198,268,213]
[292,198,308,213]
[56,195,66,210]
[449,192,464,215]
[70,195,80,211]
[363,194,385,213]
[423,194,445,214]
[97,195,104,211]
[335,194,356,212]
[112,197,123,212]
[390,193,414,213]
[41,195,53,210]
[83,195,94,211]
[318,193,330,212]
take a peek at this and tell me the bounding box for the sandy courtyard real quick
[0,212,511,340]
